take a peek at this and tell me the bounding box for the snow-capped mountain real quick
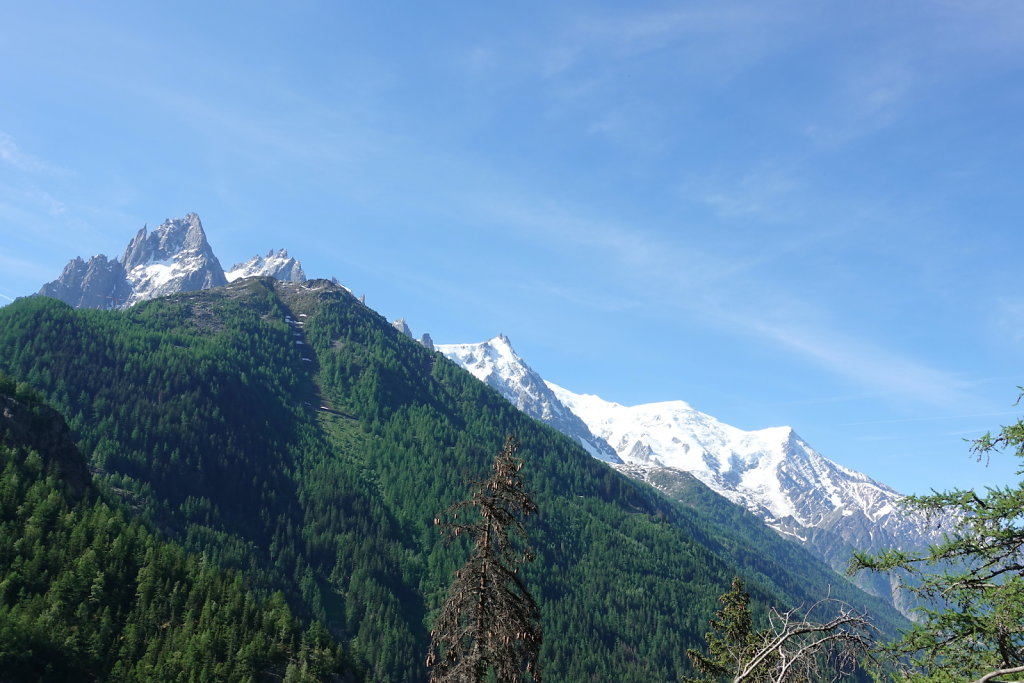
[226,249,306,283]
[121,214,227,306]
[38,214,301,309]
[437,336,621,463]
[549,384,936,545]
[441,335,948,613]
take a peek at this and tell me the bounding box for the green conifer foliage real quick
[686,577,762,681]
[853,392,1024,682]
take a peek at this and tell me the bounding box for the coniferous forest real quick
[0,278,907,681]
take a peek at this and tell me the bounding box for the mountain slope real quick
[440,336,943,614]
[7,282,906,680]
[437,336,621,463]
[0,374,351,680]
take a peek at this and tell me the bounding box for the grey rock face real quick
[392,318,413,338]
[36,213,309,310]
[123,213,212,269]
[122,214,226,306]
[38,254,132,309]
[419,333,435,351]
[227,249,306,283]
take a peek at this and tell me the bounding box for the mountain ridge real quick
[38,212,305,309]
[436,336,621,464]
[440,335,947,615]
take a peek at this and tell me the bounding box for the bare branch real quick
[733,598,877,683]
[971,663,1024,683]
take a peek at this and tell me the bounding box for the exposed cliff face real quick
[37,254,132,309]
[225,249,306,283]
[121,214,227,306]
[392,318,413,338]
[37,214,305,310]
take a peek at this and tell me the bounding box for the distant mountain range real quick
[38,213,304,309]
[437,335,948,615]
[34,213,938,615]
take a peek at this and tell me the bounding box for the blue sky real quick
[2,1,1023,495]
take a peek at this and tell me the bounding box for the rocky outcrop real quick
[392,318,413,338]
[226,249,306,283]
[38,254,132,309]
[37,213,308,310]
[121,214,226,306]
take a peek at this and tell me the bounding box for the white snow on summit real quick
[226,249,306,283]
[437,336,621,463]
[442,336,950,614]
[548,382,904,530]
[122,213,226,307]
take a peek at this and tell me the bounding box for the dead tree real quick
[426,436,542,682]
[735,594,877,683]
[688,579,877,682]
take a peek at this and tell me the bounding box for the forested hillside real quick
[0,375,350,680]
[0,278,905,680]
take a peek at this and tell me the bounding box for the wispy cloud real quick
[547,3,808,79]
[992,298,1024,343]
[743,318,972,408]
[0,133,67,175]
[470,188,971,409]
[0,248,59,287]
[517,281,641,314]
[682,163,805,223]
[805,61,915,147]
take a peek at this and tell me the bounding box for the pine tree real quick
[852,392,1024,682]
[685,577,761,682]
[426,436,542,682]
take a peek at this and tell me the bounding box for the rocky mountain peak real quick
[37,213,309,310]
[437,336,622,464]
[392,318,413,338]
[226,248,306,283]
[38,252,130,310]
[121,214,225,307]
[122,213,213,270]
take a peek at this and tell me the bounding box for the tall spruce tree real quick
[685,577,762,681]
[426,436,542,683]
